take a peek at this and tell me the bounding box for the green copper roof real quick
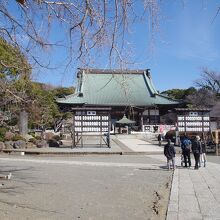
[57,69,180,106]
[116,115,135,124]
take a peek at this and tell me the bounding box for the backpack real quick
[182,139,191,150]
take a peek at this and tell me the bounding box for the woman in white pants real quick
[199,139,207,167]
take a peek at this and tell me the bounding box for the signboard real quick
[177,115,210,132]
[71,107,111,148]
[87,111,96,115]
[74,115,109,132]
[74,111,110,133]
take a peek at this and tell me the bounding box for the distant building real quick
[57,68,182,132]
[210,102,220,130]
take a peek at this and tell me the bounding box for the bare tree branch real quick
[212,6,220,24]
[195,67,220,95]
[0,0,160,70]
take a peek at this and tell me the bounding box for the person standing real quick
[181,135,192,168]
[164,139,176,170]
[192,136,202,170]
[158,133,162,146]
[199,138,207,167]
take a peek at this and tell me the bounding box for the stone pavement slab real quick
[166,159,220,220]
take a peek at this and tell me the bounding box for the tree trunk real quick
[19,109,28,135]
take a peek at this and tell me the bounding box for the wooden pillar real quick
[81,111,83,148]
[215,130,219,156]
[148,108,150,124]
[140,111,143,131]
[108,111,111,148]
[100,115,102,147]
[72,114,75,148]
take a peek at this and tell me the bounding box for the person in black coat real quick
[164,139,176,170]
[192,136,202,170]
[158,134,162,146]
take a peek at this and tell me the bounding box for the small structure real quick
[116,114,135,134]
[175,108,211,136]
[72,107,111,148]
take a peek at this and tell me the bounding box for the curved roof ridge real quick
[142,70,159,96]
[79,68,146,74]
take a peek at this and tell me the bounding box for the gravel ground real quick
[0,155,172,220]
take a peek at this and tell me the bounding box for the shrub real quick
[53,135,61,141]
[35,136,42,140]
[4,131,15,141]
[12,134,26,141]
[29,138,37,144]
[0,127,8,142]
[7,117,18,126]
[28,132,36,137]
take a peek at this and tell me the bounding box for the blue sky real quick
[33,0,220,92]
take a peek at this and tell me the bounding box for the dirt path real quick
[0,155,172,220]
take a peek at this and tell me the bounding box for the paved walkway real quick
[146,154,220,219]
[166,158,220,220]
[115,137,163,153]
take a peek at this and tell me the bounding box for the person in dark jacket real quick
[158,134,162,146]
[192,136,202,170]
[181,135,192,168]
[164,139,176,170]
